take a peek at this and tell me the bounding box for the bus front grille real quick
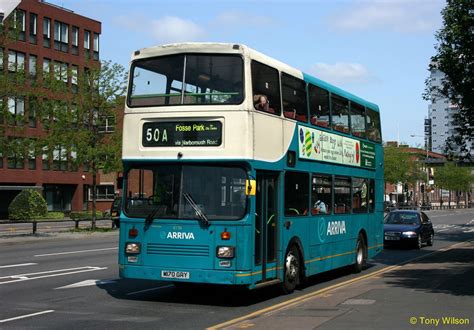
[146,243,210,257]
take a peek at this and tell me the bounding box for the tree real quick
[384,146,424,200]
[38,60,127,229]
[435,162,473,207]
[425,0,474,160]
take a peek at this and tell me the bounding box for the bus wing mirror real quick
[246,179,256,196]
[117,177,124,190]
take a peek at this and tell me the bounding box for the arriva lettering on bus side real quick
[167,232,195,240]
[327,221,347,236]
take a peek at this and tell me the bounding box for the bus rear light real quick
[129,228,138,238]
[126,242,141,254]
[221,231,231,240]
[217,246,235,258]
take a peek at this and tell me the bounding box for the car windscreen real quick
[385,212,420,225]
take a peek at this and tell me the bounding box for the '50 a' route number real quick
[145,127,168,143]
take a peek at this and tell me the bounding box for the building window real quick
[29,97,37,128]
[29,54,37,78]
[72,26,79,55]
[53,61,68,83]
[42,58,51,76]
[309,84,330,128]
[7,139,25,169]
[98,116,115,133]
[28,145,36,170]
[42,147,50,170]
[7,97,25,126]
[53,145,67,171]
[29,13,37,44]
[43,17,51,48]
[8,51,25,72]
[14,9,26,41]
[54,21,69,52]
[90,185,115,200]
[84,30,90,57]
[284,171,309,216]
[93,33,99,60]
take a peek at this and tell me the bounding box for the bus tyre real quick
[281,245,300,294]
[353,235,367,273]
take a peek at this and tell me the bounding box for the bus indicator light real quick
[246,180,256,196]
[129,228,138,238]
[221,231,231,240]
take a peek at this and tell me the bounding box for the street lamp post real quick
[410,134,429,207]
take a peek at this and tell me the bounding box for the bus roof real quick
[132,42,379,112]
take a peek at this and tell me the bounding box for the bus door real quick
[254,171,278,283]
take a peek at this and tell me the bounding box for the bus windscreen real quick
[128,54,244,107]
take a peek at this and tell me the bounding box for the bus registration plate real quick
[161,270,190,279]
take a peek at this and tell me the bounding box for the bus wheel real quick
[281,245,300,294]
[353,235,367,273]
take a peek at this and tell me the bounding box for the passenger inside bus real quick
[313,200,328,214]
[254,95,275,114]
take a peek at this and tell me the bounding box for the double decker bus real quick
[119,43,383,293]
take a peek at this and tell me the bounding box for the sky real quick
[48,0,446,147]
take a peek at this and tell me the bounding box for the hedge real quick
[8,189,48,221]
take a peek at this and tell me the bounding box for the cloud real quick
[308,62,373,85]
[214,10,273,29]
[150,16,206,43]
[114,15,205,44]
[328,0,443,33]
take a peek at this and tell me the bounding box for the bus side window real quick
[334,176,351,214]
[309,84,330,128]
[311,174,332,215]
[367,108,381,143]
[281,73,307,122]
[350,102,366,139]
[284,171,309,216]
[251,60,281,115]
[331,94,350,134]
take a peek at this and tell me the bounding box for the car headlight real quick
[402,231,417,236]
[125,242,141,254]
[217,246,235,258]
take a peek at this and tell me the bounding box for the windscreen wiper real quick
[145,205,164,229]
[183,192,210,227]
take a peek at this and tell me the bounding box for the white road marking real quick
[126,285,174,296]
[0,266,107,285]
[34,247,118,257]
[55,279,116,289]
[0,310,54,323]
[0,263,37,269]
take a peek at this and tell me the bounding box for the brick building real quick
[0,0,113,217]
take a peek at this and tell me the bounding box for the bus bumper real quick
[119,264,255,286]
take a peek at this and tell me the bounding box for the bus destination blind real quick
[142,121,222,147]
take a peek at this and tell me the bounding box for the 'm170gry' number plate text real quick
[161,271,190,279]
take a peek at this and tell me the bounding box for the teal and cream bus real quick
[119,43,384,293]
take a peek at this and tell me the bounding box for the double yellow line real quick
[208,239,472,330]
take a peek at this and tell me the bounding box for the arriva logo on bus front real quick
[162,232,195,240]
[326,221,346,236]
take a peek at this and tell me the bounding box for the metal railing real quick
[0,218,116,235]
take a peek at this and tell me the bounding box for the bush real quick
[70,211,105,220]
[36,212,65,220]
[8,189,48,221]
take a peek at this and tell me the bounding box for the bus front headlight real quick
[217,246,235,258]
[125,242,141,254]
